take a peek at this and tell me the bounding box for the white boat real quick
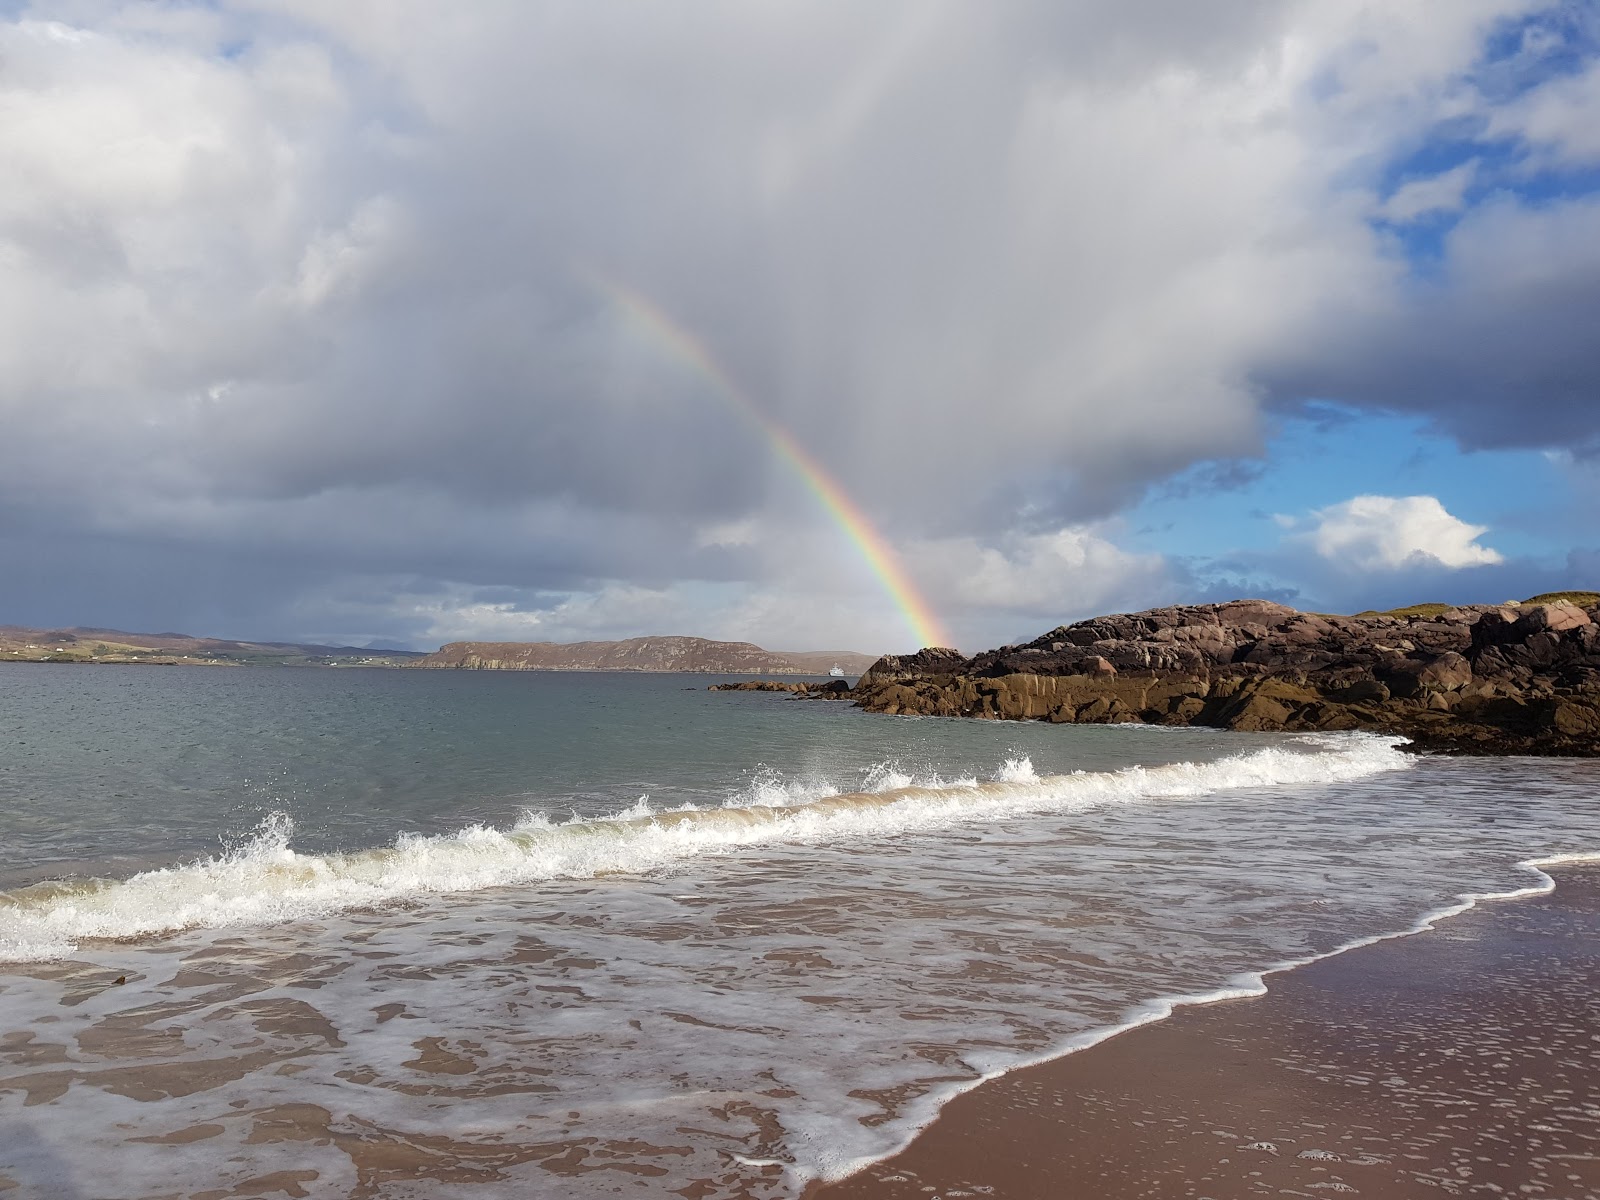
[828,663,846,677]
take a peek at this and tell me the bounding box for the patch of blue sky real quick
[1371,7,1600,269]
[1122,404,1569,564]
[1475,2,1599,100]
[1376,143,1600,261]
[1378,172,1600,288]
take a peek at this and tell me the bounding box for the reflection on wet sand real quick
[817,864,1600,1200]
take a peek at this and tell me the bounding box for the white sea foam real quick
[994,754,1039,783]
[860,761,914,792]
[731,765,838,809]
[803,845,1600,1187]
[0,734,1411,962]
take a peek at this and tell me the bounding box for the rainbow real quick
[591,277,951,651]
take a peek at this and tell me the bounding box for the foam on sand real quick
[804,846,1600,1187]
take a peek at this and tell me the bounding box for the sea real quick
[0,664,1595,1198]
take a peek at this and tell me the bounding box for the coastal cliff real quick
[415,636,876,675]
[848,595,1600,755]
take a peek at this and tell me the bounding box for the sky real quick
[2,0,1598,654]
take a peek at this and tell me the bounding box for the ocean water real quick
[0,665,1595,1198]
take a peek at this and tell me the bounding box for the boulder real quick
[1414,651,1473,692]
[1388,651,1473,698]
[1225,693,1293,731]
[1076,696,1140,724]
[1551,700,1600,738]
[1518,603,1591,635]
[1167,695,1206,722]
[1332,679,1390,704]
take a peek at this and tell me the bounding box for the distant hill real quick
[414,636,878,675]
[0,625,425,667]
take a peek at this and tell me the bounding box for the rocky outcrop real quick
[848,599,1600,755]
[416,636,877,675]
[708,679,852,695]
[852,646,966,683]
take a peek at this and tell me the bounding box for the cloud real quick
[1487,57,1600,165]
[1379,162,1477,222]
[0,1,1500,528]
[377,523,1179,653]
[905,526,1176,647]
[1171,492,1578,618]
[1263,190,1600,456]
[319,578,925,657]
[1304,494,1504,571]
[1262,13,1600,456]
[0,2,1595,649]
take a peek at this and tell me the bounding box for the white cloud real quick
[338,522,1172,654]
[0,1,1531,527]
[1487,58,1600,166]
[413,585,692,646]
[906,526,1175,647]
[380,579,918,655]
[1380,161,1476,222]
[1307,495,1503,571]
[0,1,1590,647]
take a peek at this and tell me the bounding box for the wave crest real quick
[0,735,1410,962]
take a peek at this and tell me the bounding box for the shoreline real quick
[809,855,1600,1199]
[714,680,1600,757]
[0,659,844,674]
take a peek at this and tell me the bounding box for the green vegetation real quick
[1524,590,1600,607]
[1352,591,1598,619]
[1354,602,1456,619]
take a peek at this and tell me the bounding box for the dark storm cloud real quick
[1264,195,1600,455]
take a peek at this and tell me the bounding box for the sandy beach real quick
[814,863,1600,1200]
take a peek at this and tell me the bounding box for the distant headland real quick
[0,625,424,667]
[0,625,876,676]
[415,637,878,675]
[723,593,1600,757]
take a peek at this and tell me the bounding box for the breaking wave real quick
[0,734,1411,962]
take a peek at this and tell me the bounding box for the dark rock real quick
[1550,700,1600,738]
[708,679,852,696]
[858,647,966,685]
[844,598,1600,756]
[1332,679,1390,704]
[1415,651,1473,692]
[1518,603,1591,635]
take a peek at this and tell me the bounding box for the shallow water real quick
[0,665,1595,1197]
[0,665,1252,887]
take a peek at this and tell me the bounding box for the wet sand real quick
[814,864,1600,1200]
